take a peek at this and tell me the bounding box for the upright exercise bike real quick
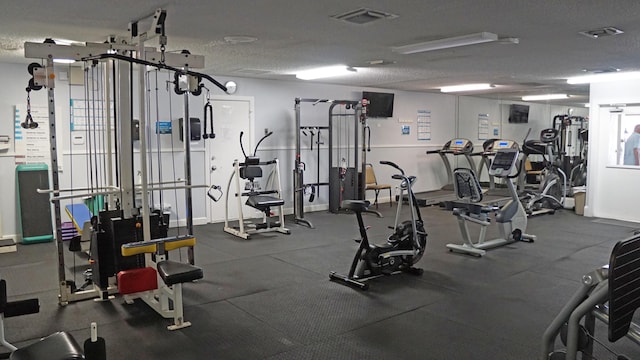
[329,161,427,290]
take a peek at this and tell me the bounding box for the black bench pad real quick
[10,332,84,360]
[246,195,284,210]
[341,200,370,212]
[157,260,203,286]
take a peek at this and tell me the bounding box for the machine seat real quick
[9,332,83,360]
[246,195,284,211]
[341,200,370,213]
[453,168,483,203]
[157,260,203,286]
[452,202,495,216]
[608,234,640,342]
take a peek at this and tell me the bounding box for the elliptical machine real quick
[522,128,567,216]
[329,161,427,290]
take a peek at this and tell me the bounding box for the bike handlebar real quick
[380,160,405,175]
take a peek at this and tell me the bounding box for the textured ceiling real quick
[2,0,640,105]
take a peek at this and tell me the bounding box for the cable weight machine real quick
[294,98,371,227]
[23,9,234,329]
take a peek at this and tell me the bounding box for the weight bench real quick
[225,157,290,239]
[246,195,285,214]
[542,232,640,359]
[1,279,83,359]
[120,236,203,330]
[8,332,83,360]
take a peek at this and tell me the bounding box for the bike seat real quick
[341,200,370,213]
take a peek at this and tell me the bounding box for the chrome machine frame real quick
[24,10,228,314]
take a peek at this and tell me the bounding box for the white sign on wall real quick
[14,105,50,166]
[417,110,431,140]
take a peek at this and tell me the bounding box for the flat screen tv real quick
[508,104,529,123]
[363,91,394,118]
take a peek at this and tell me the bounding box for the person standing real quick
[624,124,640,165]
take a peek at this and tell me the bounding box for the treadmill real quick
[416,138,475,206]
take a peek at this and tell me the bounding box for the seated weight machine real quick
[23,9,234,329]
[224,131,289,240]
[1,278,107,359]
[293,98,371,227]
[446,148,536,257]
[0,279,40,356]
[542,233,640,360]
[119,236,203,330]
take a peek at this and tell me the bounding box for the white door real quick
[205,96,254,223]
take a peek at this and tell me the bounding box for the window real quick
[607,107,640,166]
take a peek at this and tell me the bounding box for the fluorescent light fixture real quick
[53,59,76,64]
[392,32,498,54]
[522,94,569,101]
[296,65,356,80]
[440,83,494,93]
[567,71,640,84]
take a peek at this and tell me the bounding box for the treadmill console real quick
[445,138,474,153]
[488,149,519,177]
[486,139,518,152]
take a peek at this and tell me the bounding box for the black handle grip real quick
[380,160,404,175]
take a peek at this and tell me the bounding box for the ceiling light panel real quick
[567,71,640,84]
[223,36,258,44]
[393,32,498,54]
[522,94,569,101]
[440,83,495,93]
[296,65,356,80]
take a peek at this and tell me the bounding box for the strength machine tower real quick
[23,9,234,329]
[293,98,371,227]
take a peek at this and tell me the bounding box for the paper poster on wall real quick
[478,113,490,140]
[417,110,431,140]
[70,98,114,131]
[14,105,50,166]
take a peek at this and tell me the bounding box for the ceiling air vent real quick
[579,26,624,39]
[332,8,398,25]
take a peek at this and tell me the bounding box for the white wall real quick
[0,63,48,239]
[210,75,460,209]
[586,79,640,222]
[0,63,209,238]
[0,60,594,238]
